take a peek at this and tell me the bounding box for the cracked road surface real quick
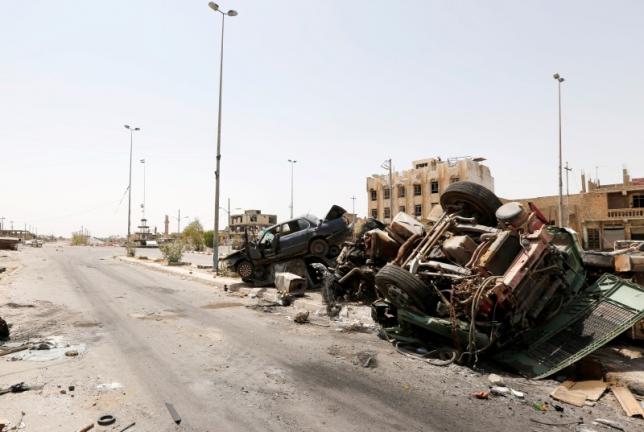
[1,245,626,432]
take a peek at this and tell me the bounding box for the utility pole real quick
[564,161,572,227]
[350,196,356,215]
[140,159,146,219]
[288,159,297,218]
[177,209,181,234]
[0,217,4,231]
[381,159,394,221]
[227,197,231,230]
[124,124,140,241]
[553,73,565,227]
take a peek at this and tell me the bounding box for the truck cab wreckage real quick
[325,182,644,378]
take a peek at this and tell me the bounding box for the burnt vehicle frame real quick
[369,181,644,378]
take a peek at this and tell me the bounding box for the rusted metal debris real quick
[318,181,644,379]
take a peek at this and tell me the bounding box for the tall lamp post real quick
[208,2,238,274]
[140,158,146,220]
[288,159,297,218]
[124,124,140,240]
[553,73,565,227]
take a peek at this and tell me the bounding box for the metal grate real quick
[527,302,636,371]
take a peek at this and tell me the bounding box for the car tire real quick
[309,238,329,257]
[375,264,433,312]
[440,181,502,227]
[328,244,341,258]
[236,260,254,281]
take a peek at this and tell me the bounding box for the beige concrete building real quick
[366,157,494,223]
[229,210,277,236]
[514,168,644,250]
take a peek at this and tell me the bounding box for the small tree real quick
[182,219,205,251]
[70,233,89,246]
[160,240,183,264]
[203,230,214,248]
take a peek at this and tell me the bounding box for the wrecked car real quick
[369,181,644,378]
[222,205,352,284]
[320,212,425,315]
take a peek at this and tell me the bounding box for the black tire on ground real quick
[440,181,502,227]
[236,259,254,280]
[375,264,433,312]
[309,238,329,257]
[328,244,341,258]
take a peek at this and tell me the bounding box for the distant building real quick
[229,210,277,236]
[366,156,494,223]
[514,168,644,250]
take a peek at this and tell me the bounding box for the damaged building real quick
[366,156,494,223]
[515,168,644,250]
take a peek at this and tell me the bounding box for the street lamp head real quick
[134,127,140,131]
[124,124,130,129]
[227,10,238,16]
[208,2,219,11]
[559,77,565,83]
[553,73,560,80]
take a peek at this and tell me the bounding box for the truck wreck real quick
[343,181,644,378]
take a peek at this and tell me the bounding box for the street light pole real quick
[208,2,238,274]
[553,73,565,227]
[124,124,140,241]
[140,159,146,220]
[288,159,297,218]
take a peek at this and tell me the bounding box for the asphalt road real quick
[1,245,630,432]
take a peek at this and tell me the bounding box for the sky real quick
[1,0,643,237]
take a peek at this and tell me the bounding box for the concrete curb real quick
[114,255,336,316]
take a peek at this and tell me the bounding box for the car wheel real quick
[328,244,341,258]
[309,238,329,257]
[236,260,254,280]
[440,181,502,227]
[375,264,433,312]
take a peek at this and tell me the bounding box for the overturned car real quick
[367,182,644,378]
[222,205,352,285]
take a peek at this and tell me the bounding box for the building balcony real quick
[607,208,644,219]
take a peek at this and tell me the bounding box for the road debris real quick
[0,382,44,396]
[97,415,115,426]
[293,310,309,324]
[165,402,181,424]
[78,423,94,432]
[119,422,136,432]
[592,418,625,430]
[610,385,644,417]
[354,351,377,368]
[488,373,505,386]
[471,391,489,399]
[0,317,9,339]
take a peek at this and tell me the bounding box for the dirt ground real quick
[0,244,642,431]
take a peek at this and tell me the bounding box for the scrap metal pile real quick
[323,182,644,378]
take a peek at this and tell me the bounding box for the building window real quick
[431,180,439,194]
[413,184,422,196]
[370,189,377,201]
[371,209,377,218]
[399,205,406,213]
[634,195,644,208]
[398,185,405,198]
[384,188,390,199]
[587,228,600,250]
[384,208,391,219]
[414,205,422,217]
[415,162,428,169]
[450,177,460,184]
